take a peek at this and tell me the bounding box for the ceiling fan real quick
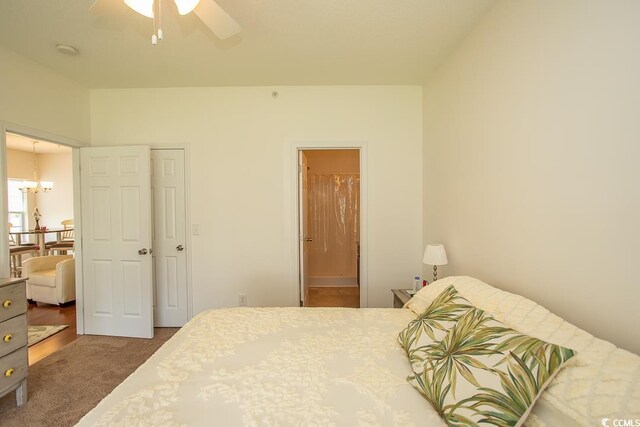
[90,0,241,44]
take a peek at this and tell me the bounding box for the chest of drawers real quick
[0,277,28,406]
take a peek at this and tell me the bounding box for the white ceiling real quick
[6,133,72,154]
[0,0,495,89]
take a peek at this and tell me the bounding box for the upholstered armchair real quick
[22,255,75,306]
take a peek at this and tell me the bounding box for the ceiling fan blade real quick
[193,0,241,40]
[89,0,115,16]
[90,0,139,31]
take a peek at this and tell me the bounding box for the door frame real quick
[289,141,368,308]
[0,121,87,332]
[148,144,194,323]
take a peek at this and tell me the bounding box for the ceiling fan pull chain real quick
[158,0,164,41]
[151,0,159,45]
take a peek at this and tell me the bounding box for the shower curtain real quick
[307,173,360,282]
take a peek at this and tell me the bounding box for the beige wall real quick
[6,149,73,230]
[6,149,34,181]
[422,0,640,353]
[35,152,74,228]
[0,45,89,142]
[5,149,37,232]
[0,45,87,273]
[91,86,423,312]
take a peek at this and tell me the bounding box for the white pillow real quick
[405,276,640,426]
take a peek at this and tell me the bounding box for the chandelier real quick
[18,141,53,193]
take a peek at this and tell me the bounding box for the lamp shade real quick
[22,181,37,190]
[423,244,448,266]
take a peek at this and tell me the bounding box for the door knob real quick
[138,248,148,255]
[176,245,184,251]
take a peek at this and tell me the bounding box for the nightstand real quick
[391,289,413,308]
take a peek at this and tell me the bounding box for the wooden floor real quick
[306,286,360,308]
[27,302,78,365]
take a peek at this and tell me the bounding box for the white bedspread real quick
[79,277,637,426]
[78,308,447,426]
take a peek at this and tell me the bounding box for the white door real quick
[80,146,153,338]
[151,149,188,327]
[298,151,310,306]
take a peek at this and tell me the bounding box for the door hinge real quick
[298,163,302,173]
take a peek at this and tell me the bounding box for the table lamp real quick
[423,244,448,282]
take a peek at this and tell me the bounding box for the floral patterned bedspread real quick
[77,307,447,426]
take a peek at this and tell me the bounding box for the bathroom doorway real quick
[298,149,360,308]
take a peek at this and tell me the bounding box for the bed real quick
[78,277,640,426]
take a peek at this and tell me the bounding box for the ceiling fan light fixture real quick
[174,0,201,15]
[125,0,154,18]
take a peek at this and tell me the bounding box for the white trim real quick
[0,121,87,332]
[0,121,85,148]
[72,148,84,334]
[0,126,9,278]
[288,141,368,308]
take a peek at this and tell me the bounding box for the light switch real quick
[192,224,200,235]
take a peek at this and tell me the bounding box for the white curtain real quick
[307,174,360,278]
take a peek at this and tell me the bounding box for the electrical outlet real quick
[239,294,247,306]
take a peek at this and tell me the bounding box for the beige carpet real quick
[0,327,178,426]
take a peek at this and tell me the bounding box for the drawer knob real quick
[2,300,11,308]
[4,368,14,377]
[3,334,11,343]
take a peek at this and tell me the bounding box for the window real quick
[7,179,26,232]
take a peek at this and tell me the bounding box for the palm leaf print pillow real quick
[399,285,576,427]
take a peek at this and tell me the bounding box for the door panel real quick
[151,149,188,327]
[80,146,153,338]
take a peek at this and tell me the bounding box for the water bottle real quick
[413,276,421,291]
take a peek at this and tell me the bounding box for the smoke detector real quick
[56,44,79,56]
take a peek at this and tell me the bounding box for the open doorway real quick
[299,149,360,308]
[5,131,77,364]
[2,127,192,361]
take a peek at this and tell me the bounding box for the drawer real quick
[0,315,27,358]
[0,346,27,395]
[0,282,27,323]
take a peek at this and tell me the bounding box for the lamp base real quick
[433,265,438,282]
